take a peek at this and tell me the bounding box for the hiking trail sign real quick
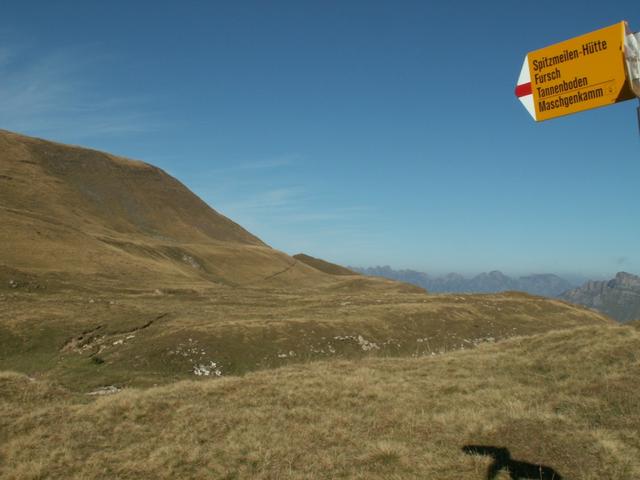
[515,21,640,122]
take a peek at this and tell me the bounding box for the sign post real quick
[624,27,640,134]
[515,21,639,122]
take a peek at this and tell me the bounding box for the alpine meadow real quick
[2,2,640,479]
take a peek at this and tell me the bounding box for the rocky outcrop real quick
[561,272,640,323]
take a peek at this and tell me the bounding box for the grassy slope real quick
[0,289,611,391]
[2,324,639,479]
[293,254,359,276]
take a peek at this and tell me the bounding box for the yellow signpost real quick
[515,22,638,122]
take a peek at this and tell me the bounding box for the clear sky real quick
[1,1,638,279]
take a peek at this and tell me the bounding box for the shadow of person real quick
[462,445,563,480]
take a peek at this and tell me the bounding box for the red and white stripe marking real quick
[515,56,536,120]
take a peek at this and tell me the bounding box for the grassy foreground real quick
[2,324,639,479]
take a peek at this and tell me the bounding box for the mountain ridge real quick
[351,265,576,297]
[561,271,640,323]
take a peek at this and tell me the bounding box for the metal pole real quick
[637,98,640,136]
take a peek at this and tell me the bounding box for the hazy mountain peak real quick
[612,272,640,288]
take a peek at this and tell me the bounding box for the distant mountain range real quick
[353,266,640,323]
[350,266,577,297]
[561,272,640,323]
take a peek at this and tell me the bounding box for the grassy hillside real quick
[0,129,263,246]
[0,130,344,290]
[2,324,638,479]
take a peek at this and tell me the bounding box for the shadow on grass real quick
[462,445,563,480]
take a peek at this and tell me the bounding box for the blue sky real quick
[2,1,639,279]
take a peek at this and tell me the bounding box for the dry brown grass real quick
[2,324,639,479]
